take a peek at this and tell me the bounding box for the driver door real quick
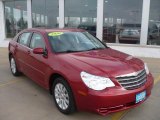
[26,32,48,87]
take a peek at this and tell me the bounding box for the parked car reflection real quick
[148,28,160,45]
[78,25,116,43]
[78,24,96,36]
[147,22,160,45]
[119,28,140,44]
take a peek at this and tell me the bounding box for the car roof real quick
[25,28,86,33]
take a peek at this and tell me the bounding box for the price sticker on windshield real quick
[48,32,64,36]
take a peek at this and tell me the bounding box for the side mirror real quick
[33,48,44,54]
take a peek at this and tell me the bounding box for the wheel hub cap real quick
[11,58,16,74]
[54,83,69,110]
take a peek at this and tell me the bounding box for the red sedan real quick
[8,28,154,115]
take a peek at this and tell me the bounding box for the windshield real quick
[47,32,106,53]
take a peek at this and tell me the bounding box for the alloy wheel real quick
[10,58,16,74]
[54,83,69,110]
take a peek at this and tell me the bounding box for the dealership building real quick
[0,0,160,58]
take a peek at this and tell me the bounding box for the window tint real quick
[18,32,31,46]
[30,33,45,49]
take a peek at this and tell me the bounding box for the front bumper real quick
[76,74,154,115]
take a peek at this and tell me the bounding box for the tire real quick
[52,77,76,114]
[9,56,21,76]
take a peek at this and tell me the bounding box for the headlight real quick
[144,63,149,75]
[80,71,115,90]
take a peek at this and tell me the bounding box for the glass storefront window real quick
[46,0,59,28]
[103,0,143,44]
[65,0,97,36]
[4,0,27,38]
[147,0,160,45]
[32,0,45,27]
[32,0,59,28]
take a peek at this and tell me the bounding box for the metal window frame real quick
[140,0,151,45]
[59,0,64,28]
[27,0,32,28]
[96,0,104,41]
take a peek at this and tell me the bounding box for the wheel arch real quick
[49,72,77,113]
[48,73,72,95]
[8,52,13,61]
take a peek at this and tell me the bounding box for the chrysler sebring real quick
[8,28,154,115]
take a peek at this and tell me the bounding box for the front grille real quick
[116,69,147,90]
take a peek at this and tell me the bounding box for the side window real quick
[30,33,45,49]
[18,32,31,46]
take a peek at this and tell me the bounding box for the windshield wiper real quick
[86,47,105,51]
[58,50,83,53]
[58,48,105,53]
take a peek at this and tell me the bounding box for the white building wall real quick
[0,0,6,41]
[109,44,160,58]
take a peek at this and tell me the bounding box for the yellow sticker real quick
[48,32,64,36]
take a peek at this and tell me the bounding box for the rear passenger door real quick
[16,32,32,73]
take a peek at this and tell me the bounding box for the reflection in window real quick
[30,33,45,49]
[32,0,59,28]
[45,16,48,26]
[41,15,45,25]
[119,29,140,44]
[36,14,41,26]
[65,0,97,36]
[4,0,27,38]
[67,17,80,27]
[147,0,160,46]
[103,0,143,44]
[19,32,31,46]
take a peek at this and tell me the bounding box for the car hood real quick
[61,48,144,77]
